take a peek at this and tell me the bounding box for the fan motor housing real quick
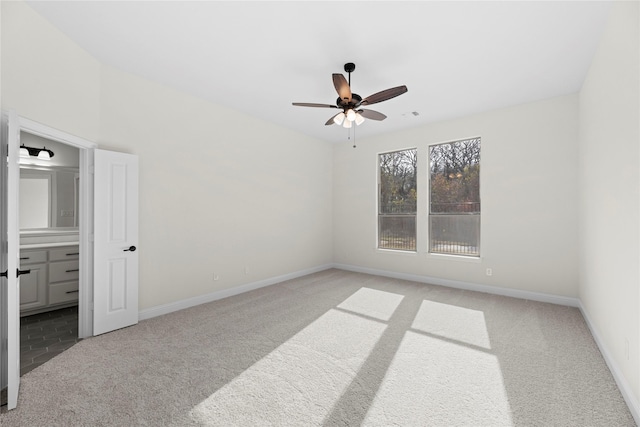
[337,93,362,109]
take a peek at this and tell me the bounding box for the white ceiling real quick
[26,1,611,143]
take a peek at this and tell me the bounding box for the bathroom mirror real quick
[19,168,79,230]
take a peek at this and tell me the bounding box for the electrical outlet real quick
[213,273,219,281]
[486,268,493,276]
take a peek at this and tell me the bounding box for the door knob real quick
[124,245,137,252]
[17,268,31,277]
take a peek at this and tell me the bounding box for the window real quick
[429,138,480,256]
[378,149,417,251]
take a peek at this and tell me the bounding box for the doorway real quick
[3,114,139,411]
[18,133,81,375]
[16,117,97,341]
[1,115,96,409]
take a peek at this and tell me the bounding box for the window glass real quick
[378,149,417,251]
[429,138,480,256]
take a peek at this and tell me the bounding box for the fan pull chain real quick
[353,124,356,148]
[347,126,356,148]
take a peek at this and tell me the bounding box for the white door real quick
[0,114,5,400]
[93,149,139,336]
[2,111,22,409]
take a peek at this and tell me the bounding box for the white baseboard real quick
[332,263,580,307]
[139,264,333,321]
[579,303,640,425]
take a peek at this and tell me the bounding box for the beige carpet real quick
[0,269,635,426]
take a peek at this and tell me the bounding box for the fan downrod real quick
[344,62,355,73]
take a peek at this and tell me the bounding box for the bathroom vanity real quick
[20,230,79,316]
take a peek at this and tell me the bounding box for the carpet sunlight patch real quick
[363,331,513,425]
[411,300,492,349]
[189,309,387,425]
[337,287,405,321]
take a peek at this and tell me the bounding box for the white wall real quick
[98,66,333,310]
[2,1,333,311]
[0,1,101,141]
[334,94,580,298]
[579,0,640,408]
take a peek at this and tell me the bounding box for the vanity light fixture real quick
[19,144,54,160]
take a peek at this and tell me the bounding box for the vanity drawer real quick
[19,250,48,265]
[49,281,79,305]
[49,247,79,261]
[49,260,79,283]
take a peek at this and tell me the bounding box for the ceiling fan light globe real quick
[333,112,345,126]
[355,112,365,126]
[346,109,356,122]
[343,119,352,129]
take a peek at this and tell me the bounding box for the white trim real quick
[425,252,482,263]
[140,262,579,322]
[19,117,97,150]
[139,264,334,320]
[333,263,580,307]
[18,116,96,339]
[579,302,640,425]
[78,148,93,339]
[375,248,418,257]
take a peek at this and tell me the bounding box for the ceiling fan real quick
[292,62,408,128]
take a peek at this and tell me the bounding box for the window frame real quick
[427,137,481,259]
[376,147,418,253]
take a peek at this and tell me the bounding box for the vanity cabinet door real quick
[19,263,48,311]
[49,260,79,283]
[49,246,80,306]
[19,250,47,265]
[49,247,79,262]
[49,281,79,305]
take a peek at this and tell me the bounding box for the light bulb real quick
[346,109,356,122]
[333,112,345,126]
[354,112,365,126]
[37,149,50,160]
[343,118,352,128]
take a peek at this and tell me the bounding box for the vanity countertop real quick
[21,242,80,250]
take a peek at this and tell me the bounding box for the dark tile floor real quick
[20,306,80,376]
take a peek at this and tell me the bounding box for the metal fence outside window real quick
[378,215,416,251]
[429,213,480,256]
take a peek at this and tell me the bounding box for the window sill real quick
[426,252,482,263]
[376,248,418,256]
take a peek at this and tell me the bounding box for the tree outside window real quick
[378,149,417,251]
[429,138,480,256]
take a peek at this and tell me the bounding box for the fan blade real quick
[332,74,352,104]
[325,113,342,126]
[358,109,387,121]
[360,85,408,106]
[292,102,338,108]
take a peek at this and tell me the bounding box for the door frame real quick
[18,117,97,338]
